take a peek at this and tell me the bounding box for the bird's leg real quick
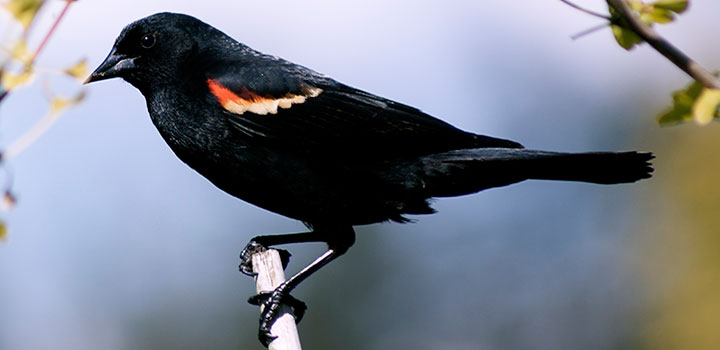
[246,226,356,347]
[241,230,337,340]
[239,230,329,276]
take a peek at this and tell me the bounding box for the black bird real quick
[86,12,653,346]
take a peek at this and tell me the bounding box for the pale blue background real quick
[1,1,717,349]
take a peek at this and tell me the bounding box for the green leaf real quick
[0,69,34,91]
[3,0,44,29]
[658,80,703,125]
[606,0,690,50]
[658,79,720,126]
[649,7,675,23]
[63,59,88,81]
[10,40,33,66]
[0,220,6,242]
[654,0,689,14]
[608,2,646,50]
[627,1,645,12]
[611,24,643,50]
[692,88,720,125]
[49,91,86,115]
[626,1,676,24]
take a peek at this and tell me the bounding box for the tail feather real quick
[421,148,654,197]
[504,150,654,184]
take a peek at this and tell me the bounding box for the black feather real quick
[88,11,654,226]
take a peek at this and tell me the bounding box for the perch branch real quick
[252,249,302,350]
[605,0,720,89]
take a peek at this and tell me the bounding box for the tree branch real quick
[605,0,720,89]
[252,249,302,350]
[0,0,75,104]
[559,0,611,20]
[29,0,74,66]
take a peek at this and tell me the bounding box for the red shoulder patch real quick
[206,78,322,115]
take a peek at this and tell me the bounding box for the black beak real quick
[84,49,136,84]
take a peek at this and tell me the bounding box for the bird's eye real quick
[140,34,156,49]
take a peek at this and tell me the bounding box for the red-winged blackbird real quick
[86,12,653,346]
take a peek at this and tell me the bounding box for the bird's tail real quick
[420,148,654,197]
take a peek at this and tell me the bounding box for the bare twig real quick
[252,249,302,350]
[28,0,74,66]
[0,0,76,104]
[4,109,60,160]
[570,23,610,40]
[605,0,720,89]
[560,0,611,20]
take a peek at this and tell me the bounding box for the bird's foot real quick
[239,240,291,276]
[248,287,307,347]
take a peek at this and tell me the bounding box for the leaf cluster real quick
[0,0,82,239]
[569,0,718,126]
[659,77,720,125]
[610,0,688,50]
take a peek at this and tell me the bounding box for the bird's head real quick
[85,12,226,91]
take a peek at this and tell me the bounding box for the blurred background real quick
[1,1,719,349]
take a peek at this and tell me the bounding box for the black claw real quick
[248,288,308,345]
[248,291,307,324]
[258,324,277,348]
[239,241,293,277]
[251,290,283,346]
[239,240,267,276]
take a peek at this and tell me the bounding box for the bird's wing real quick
[205,58,522,159]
